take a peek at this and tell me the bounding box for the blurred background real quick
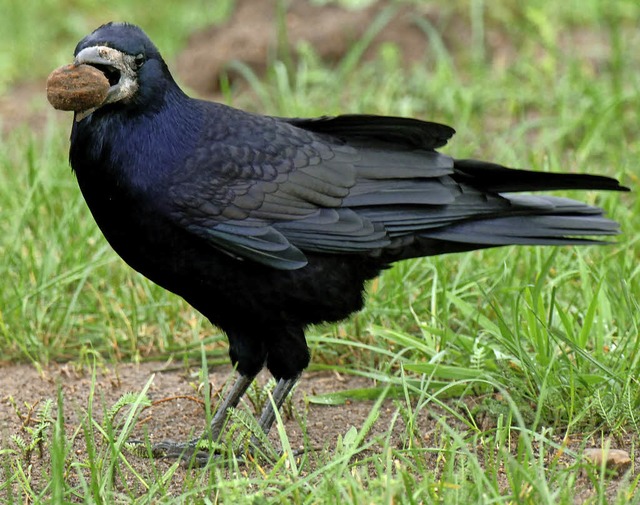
[2,0,638,154]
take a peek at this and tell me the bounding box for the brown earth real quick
[0,0,634,502]
[0,362,446,497]
[175,0,441,97]
[0,362,633,502]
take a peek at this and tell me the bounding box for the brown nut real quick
[583,448,631,474]
[46,64,110,112]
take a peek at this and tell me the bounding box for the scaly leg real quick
[206,373,255,440]
[249,376,299,449]
[127,373,255,465]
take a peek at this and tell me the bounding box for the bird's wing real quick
[283,114,455,150]
[166,110,462,269]
[165,108,619,270]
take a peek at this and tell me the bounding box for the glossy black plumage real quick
[66,23,626,460]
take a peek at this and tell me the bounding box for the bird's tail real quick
[380,159,627,261]
[419,197,619,246]
[453,159,628,193]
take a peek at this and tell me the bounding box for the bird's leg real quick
[204,373,255,442]
[126,374,300,465]
[249,376,299,449]
[128,373,255,464]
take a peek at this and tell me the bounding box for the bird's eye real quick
[134,53,145,69]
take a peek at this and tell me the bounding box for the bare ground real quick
[0,362,441,497]
[0,361,634,502]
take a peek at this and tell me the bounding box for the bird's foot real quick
[124,438,225,467]
[124,436,297,467]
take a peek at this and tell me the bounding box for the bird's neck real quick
[71,86,202,192]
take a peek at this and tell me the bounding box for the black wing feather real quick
[167,105,625,270]
[284,114,456,150]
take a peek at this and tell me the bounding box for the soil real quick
[175,0,441,97]
[0,0,633,502]
[0,362,447,496]
[0,362,633,502]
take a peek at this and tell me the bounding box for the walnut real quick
[46,64,109,112]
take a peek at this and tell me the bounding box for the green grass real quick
[1,0,639,503]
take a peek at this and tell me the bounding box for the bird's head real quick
[73,22,177,119]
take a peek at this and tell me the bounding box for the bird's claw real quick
[124,437,293,467]
[124,438,220,466]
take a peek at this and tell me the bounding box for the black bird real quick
[67,23,626,463]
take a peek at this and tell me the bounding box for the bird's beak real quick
[73,45,139,120]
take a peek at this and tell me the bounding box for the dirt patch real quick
[0,362,634,502]
[0,81,67,135]
[0,361,411,452]
[0,362,435,497]
[174,0,620,98]
[176,0,441,97]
